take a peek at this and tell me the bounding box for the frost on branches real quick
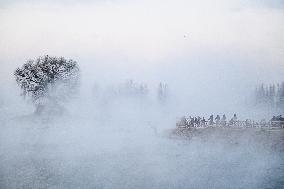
[14,55,80,115]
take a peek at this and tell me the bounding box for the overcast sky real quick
[0,0,283,109]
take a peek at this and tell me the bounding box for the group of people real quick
[271,115,284,122]
[178,114,238,128]
[177,114,284,128]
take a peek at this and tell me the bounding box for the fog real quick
[0,0,284,188]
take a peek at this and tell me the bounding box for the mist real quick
[0,0,284,188]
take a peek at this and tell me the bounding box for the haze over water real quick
[0,0,284,188]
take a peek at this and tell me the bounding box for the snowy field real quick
[0,113,283,189]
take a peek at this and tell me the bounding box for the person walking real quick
[221,114,226,126]
[215,115,220,126]
[201,117,206,126]
[232,114,238,126]
[208,115,214,125]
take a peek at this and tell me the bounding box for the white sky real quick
[0,0,283,91]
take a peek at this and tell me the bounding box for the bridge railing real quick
[176,118,284,129]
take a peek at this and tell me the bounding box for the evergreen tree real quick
[279,82,284,109]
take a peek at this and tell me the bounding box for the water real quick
[0,115,283,189]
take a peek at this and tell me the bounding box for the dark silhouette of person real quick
[194,117,197,125]
[190,117,194,127]
[233,114,237,121]
[208,115,214,125]
[197,116,201,126]
[221,114,226,126]
[231,114,238,125]
[201,117,206,126]
[215,115,220,125]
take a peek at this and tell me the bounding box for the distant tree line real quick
[157,82,169,103]
[92,80,169,103]
[14,55,170,116]
[254,82,284,110]
[117,79,149,97]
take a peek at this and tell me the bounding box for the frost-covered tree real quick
[14,55,80,114]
